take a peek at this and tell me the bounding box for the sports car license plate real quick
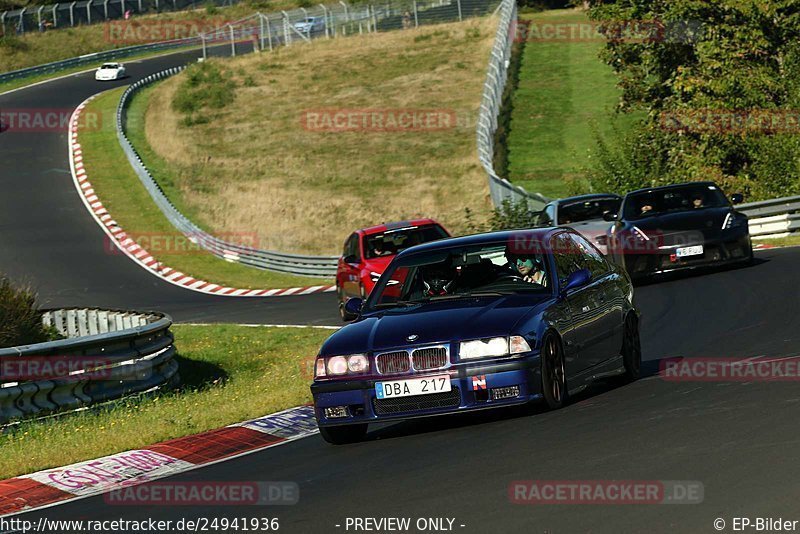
[676,245,704,258]
[375,375,451,399]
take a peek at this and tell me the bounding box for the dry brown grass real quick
[143,18,496,255]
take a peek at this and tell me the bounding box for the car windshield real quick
[623,184,730,220]
[557,197,620,225]
[101,64,117,69]
[363,225,448,259]
[364,242,551,311]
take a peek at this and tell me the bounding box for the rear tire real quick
[541,333,567,410]
[621,314,642,381]
[319,423,368,445]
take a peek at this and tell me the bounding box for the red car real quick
[336,219,449,320]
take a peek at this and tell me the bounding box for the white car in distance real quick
[95,62,126,81]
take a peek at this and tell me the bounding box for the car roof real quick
[625,181,719,197]
[394,228,562,258]
[555,193,621,206]
[357,218,441,236]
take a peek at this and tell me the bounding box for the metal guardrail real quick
[0,36,203,85]
[0,308,177,424]
[738,196,800,239]
[117,68,340,277]
[476,0,548,211]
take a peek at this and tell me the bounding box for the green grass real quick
[0,324,332,479]
[506,8,641,199]
[80,88,330,289]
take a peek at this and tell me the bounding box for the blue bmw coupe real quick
[311,228,641,444]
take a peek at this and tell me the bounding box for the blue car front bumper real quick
[311,355,542,427]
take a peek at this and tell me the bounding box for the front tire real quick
[621,314,642,381]
[319,423,367,445]
[541,333,567,409]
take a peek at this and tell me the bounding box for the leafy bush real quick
[464,199,541,234]
[0,276,59,348]
[586,0,800,200]
[172,61,237,122]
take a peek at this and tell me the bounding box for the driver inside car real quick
[421,265,457,296]
[515,255,547,286]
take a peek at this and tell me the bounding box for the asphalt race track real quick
[5,47,800,533]
[0,44,340,325]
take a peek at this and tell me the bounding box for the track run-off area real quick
[2,44,800,533]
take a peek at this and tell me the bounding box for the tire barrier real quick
[0,308,177,425]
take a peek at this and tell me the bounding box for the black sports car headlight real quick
[722,212,747,230]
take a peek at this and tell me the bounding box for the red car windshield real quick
[363,225,448,259]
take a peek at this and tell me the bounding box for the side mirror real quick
[342,297,363,321]
[730,193,744,205]
[561,268,591,297]
[602,211,618,222]
[343,254,358,264]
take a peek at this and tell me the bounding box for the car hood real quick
[363,255,394,273]
[628,207,731,235]
[565,220,613,241]
[320,294,551,355]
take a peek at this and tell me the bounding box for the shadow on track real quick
[632,256,767,287]
[361,356,673,443]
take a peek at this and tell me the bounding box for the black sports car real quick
[605,181,752,280]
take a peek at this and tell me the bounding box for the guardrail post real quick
[201,32,207,59]
[457,0,462,21]
[229,23,235,56]
[371,4,377,32]
[121,0,126,19]
[37,6,44,29]
[18,8,24,33]
[412,0,418,27]
[265,14,273,50]
[319,4,329,37]
[103,0,109,19]
[51,5,57,27]
[258,12,265,49]
[0,12,5,34]
[69,2,76,26]
[154,0,159,11]
[85,0,92,24]
[138,0,143,12]
[282,10,290,46]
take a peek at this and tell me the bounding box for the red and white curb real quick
[68,94,335,298]
[752,243,776,250]
[0,405,318,516]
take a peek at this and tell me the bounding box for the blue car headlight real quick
[459,336,531,360]
[315,354,369,378]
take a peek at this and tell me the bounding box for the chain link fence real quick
[475,0,548,210]
[196,0,499,55]
[1,0,238,35]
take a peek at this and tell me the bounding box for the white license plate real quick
[676,245,704,258]
[375,375,451,399]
